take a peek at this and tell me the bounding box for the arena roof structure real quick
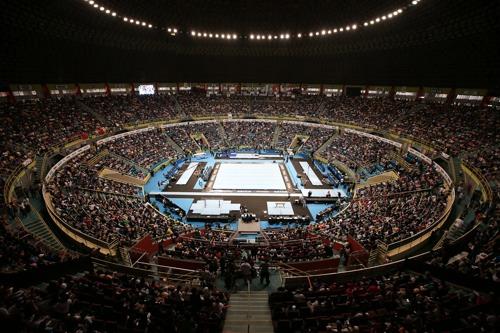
[1,0,499,88]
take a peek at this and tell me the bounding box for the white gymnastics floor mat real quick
[212,162,286,190]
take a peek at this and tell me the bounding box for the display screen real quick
[138,84,155,95]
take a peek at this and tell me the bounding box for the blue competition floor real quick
[144,153,346,229]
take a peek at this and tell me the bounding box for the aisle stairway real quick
[20,206,66,252]
[223,290,273,333]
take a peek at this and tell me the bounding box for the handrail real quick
[461,160,493,202]
[3,164,25,204]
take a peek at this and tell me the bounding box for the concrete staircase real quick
[315,132,337,156]
[164,134,186,155]
[77,100,111,126]
[218,121,231,147]
[86,149,109,166]
[223,290,273,333]
[21,205,66,252]
[271,122,281,148]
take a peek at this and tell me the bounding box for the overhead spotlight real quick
[232,34,237,39]
[93,4,98,8]
[364,22,368,26]
[309,32,313,37]
[398,9,403,13]
[209,33,213,38]
[370,20,374,25]
[203,33,207,37]
[352,24,357,30]
[197,32,202,37]
[297,33,302,38]
[221,34,226,38]
[315,31,319,36]
[148,24,152,28]
[129,19,134,23]
[376,17,380,22]
[256,35,261,40]
[89,0,94,4]
[135,21,140,25]
[412,0,417,4]
[339,27,344,32]
[99,7,104,11]
[123,17,128,22]
[105,9,110,14]
[191,30,196,36]
[346,26,350,31]
[388,13,393,18]
[215,34,219,38]
[321,30,326,35]
[327,30,332,34]
[274,35,278,39]
[279,34,284,39]
[173,28,177,33]
[250,34,255,39]
[393,11,398,15]
[142,22,146,26]
[112,12,116,16]
[382,15,387,20]
[333,28,338,33]
[285,33,290,39]
[168,28,172,32]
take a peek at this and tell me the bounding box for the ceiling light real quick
[297,33,302,38]
[352,24,357,30]
[370,20,374,25]
[93,4,98,8]
[388,13,393,18]
[215,34,219,38]
[105,9,110,14]
[148,24,152,28]
[382,15,387,20]
[89,0,94,4]
[203,33,207,37]
[232,34,237,39]
[327,30,332,34]
[333,28,338,33]
[250,34,254,39]
[364,22,368,26]
[339,27,344,32]
[135,21,140,25]
[321,30,326,35]
[285,34,290,39]
[221,34,226,38]
[112,12,116,16]
[376,17,380,22]
[197,32,202,36]
[209,33,213,38]
[123,17,128,22]
[142,22,146,26]
[256,35,261,40]
[309,32,313,37]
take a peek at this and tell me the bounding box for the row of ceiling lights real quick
[82,0,423,41]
